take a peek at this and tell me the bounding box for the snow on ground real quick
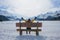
[0,21,60,40]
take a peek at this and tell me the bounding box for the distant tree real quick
[0,15,9,21]
[56,14,60,20]
[46,16,55,20]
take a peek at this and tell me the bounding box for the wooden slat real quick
[16,22,42,27]
[16,23,20,27]
[16,23,27,27]
[37,23,42,27]
[17,29,20,31]
[21,23,26,27]
[30,29,41,31]
[31,23,42,27]
[17,29,41,31]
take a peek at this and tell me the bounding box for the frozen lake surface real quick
[0,21,60,40]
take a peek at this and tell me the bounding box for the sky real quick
[0,0,60,17]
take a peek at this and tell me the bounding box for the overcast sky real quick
[0,0,60,17]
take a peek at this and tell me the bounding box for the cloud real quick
[51,0,60,7]
[0,0,53,17]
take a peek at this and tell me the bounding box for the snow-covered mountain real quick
[0,7,60,21]
[0,9,24,21]
[35,8,60,20]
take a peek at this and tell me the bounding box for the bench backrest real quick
[16,22,42,27]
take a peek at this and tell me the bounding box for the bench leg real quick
[20,30,22,35]
[36,31,39,36]
[29,30,31,34]
[26,30,28,34]
[26,30,31,34]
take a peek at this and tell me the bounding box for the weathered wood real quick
[16,22,42,36]
[36,29,38,35]
[16,23,20,27]
[17,29,41,31]
[16,22,42,27]
[20,30,22,35]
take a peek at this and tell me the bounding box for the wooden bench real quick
[16,22,42,36]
